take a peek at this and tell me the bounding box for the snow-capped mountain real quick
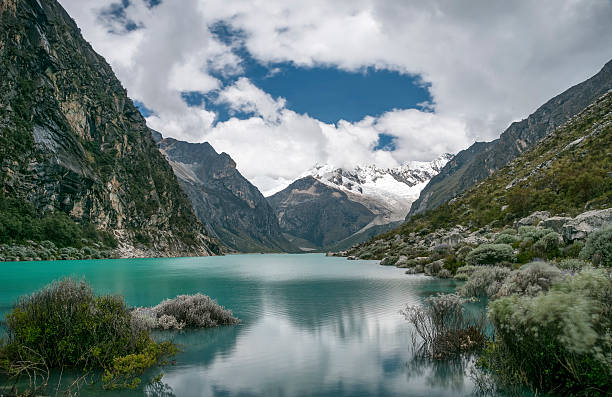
[267,153,453,251]
[303,153,453,222]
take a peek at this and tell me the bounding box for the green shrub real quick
[0,279,179,391]
[557,258,591,272]
[453,265,479,281]
[485,267,612,395]
[458,266,511,298]
[465,244,515,266]
[517,226,553,241]
[494,233,520,245]
[580,227,612,266]
[532,231,563,259]
[456,245,473,261]
[562,241,584,258]
[400,293,487,359]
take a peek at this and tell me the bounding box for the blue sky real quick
[135,21,431,152]
[63,0,612,193]
[132,20,431,157]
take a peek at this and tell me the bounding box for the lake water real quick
[0,254,477,396]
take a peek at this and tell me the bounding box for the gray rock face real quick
[561,209,612,241]
[539,216,573,234]
[517,211,551,226]
[0,0,219,257]
[409,59,612,217]
[153,132,295,253]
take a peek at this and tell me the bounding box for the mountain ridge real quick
[268,155,452,250]
[152,130,296,253]
[409,59,612,217]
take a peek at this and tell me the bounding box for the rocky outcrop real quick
[152,131,295,253]
[540,208,612,241]
[409,59,612,217]
[0,0,219,256]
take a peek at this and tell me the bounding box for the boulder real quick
[380,256,397,266]
[562,208,612,241]
[395,255,410,267]
[517,211,551,226]
[540,216,572,234]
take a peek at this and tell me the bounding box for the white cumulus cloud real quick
[58,0,612,193]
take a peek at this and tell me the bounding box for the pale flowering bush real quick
[494,262,564,298]
[458,266,512,298]
[131,293,239,330]
[556,258,591,272]
[485,267,612,394]
[157,314,185,330]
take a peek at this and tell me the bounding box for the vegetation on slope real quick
[347,90,611,264]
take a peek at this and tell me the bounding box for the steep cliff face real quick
[152,131,295,253]
[409,59,612,217]
[0,0,219,257]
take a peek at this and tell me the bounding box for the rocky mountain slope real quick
[268,155,451,250]
[152,131,295,253]
[409,59,612,217]
[0,0,220,257]
[342,89,611,264]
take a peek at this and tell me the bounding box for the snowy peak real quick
[303,153,453,221]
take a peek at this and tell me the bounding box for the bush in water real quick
[401,293,487,359]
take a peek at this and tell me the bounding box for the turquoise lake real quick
[0,253,476,396]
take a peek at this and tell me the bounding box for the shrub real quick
[532,231,563,259]
[131,293,240,330]
[498,228,517,236]
[453,265,479,281]
[400,293,487,359]
[493,234,520,245]
[485,268,612,395]
[580,227,612,266]
[0,280,240,392]
[458,266,511,298]
[456,245,473,261]
[557,258,591,272]
[465,244,515,266]
[494,262,564,298]
[517,226,553,241]
[562,240,584,258]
